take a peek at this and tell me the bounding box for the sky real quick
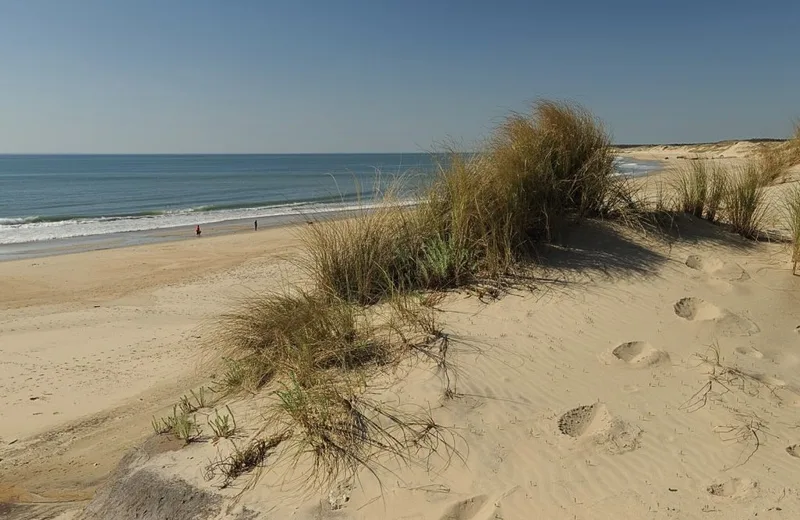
[0,0,798,153]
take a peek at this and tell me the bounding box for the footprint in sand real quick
[674,297,760,336]
[735,345,764,359]
[786,445,800,458]
[438,495,490,520]
[686,254,749,281]
[706,478,757,499]
[557,403,641,454]
[612,342,670,367]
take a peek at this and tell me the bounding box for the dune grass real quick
[301,100,624,305]
[209,290,397,393]
[755,126,800,184]
[672,159,708,218]
[723,163,769,239]
[784,184,800,274]
[268,371,455,488]
[205,288,453,489]
[670,159,728,222]
[206,99,641,488]
[791,123,800,165]
[705,164,728,223]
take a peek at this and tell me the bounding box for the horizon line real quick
[0,137,789,156]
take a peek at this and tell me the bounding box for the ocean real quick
[0,154,661,250]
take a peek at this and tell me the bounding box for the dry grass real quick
[267,372,457,489]
[209,290,393,393]
[784,184,800,273]
[672,159,709,218]
[755,128,800,184]
[302,100,624,305]
[206,99,641,489]
[714,411,771,470]
[205,287,456,489]
[205,432,289,489]
[790,122,800,165]
[705,164,728,223]
[724,162,769,239]
[683,342,783,412]
[670,159,728,222]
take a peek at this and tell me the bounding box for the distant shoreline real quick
[0,208,364,263]
[0,155,662,262]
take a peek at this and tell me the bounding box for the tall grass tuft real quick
[205,289,454,488]
[724,163,769,239]
[755,126,800,184]
[210,290,391,392]
[757,144,792,184]
[300,205,424,305]
[302,100,621,304]
[784,184,800,274]
[268,371,455,489]
[208,99,638,488]
[706,163,728,223]
[671,159,709,218]
[790,122,800,167]
[671,159,728,222]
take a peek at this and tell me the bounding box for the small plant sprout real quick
[208,405,237,441]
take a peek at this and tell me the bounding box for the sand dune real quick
[4,182,800,519]
[616,140,770,162]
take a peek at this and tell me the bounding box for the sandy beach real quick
[4,146,800,519]
[0,226,302,505]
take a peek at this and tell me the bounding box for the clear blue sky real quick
[1,0,798,153]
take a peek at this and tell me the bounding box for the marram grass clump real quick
[784,184,800,274]
[208,290,393,392]
[671,159,727,222]
[206,99,641,489]
[302,100,625,304]
[723,162,769,240]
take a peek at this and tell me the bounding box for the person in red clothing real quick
[195,224,201,236]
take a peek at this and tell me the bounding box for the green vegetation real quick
[203,101,800,489]
[151,405,203,444]
[208,406,237,440]
[302,100,624,304]
[203,99,632,488]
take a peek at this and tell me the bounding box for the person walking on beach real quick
[254,220,258,231]
[195,224,201,236]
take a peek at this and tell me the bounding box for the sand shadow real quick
[655,212,761,252]
[533,219,668,283]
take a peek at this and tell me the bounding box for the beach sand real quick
[4,149,800,519]
[0,226,302,505]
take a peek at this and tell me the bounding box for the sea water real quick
[0,154,661,248]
